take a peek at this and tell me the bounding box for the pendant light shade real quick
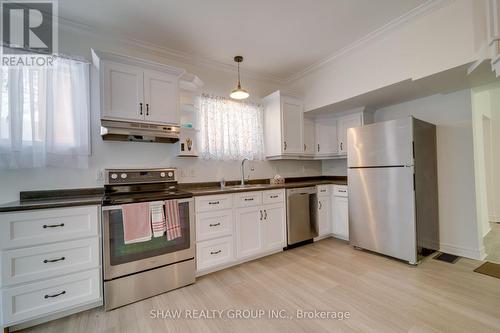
[230,56,249,100]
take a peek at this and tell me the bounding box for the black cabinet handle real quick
[304,144,306,151]
[44,290,66,299]
[340,142,343,151]
[43,223,64,229]
[270,195,278,199]
[284,141,287,150]
[209,222,221,227]
[317,144,320,152]
[43,256,65,263]
[319,201,322,210]
[208,201,219,205]
[260,210,263,221]
[146,103,149,116]
[139,103,143,115]
[264,210,267,220]
[210,250,221,255]
[244,198,254,201]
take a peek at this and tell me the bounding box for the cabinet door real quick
[317,196,331,237]
[102,61,144,121]
[281,98,303,154]
[235,207,262,259]
[333,196,349,240]
[315,119,337,155]
[338,113,362,154]
[303,117,315,155]
[261,204,286,251]
[144,70,179,124]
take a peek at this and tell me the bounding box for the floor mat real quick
[474,261,500,279]
[433,252,460,264]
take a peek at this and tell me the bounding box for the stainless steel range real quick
[101,168,195,310]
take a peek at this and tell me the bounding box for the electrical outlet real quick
[96,170,104,182]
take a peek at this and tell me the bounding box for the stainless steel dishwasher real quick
[286,187,318,246]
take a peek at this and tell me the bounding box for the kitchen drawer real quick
[0,206,99,250]
[1,238,99,287]
[262,189,285,205]
[333,185,348,197]
[196,236,233,271]
[195,194,233,213]
[1,268,101,326]
[234,191,262,208]
[196,210,233,242]
[317,185,330,196]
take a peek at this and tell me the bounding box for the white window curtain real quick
[199,94,264,160]
[0,57,90,169]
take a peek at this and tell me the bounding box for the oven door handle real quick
[101,198,194,211]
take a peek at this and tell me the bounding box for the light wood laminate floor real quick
[20,238,500,333]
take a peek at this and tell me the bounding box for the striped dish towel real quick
[150,201,166,237]
[165,200,182,240]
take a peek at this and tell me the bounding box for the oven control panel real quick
[105,168,177,184]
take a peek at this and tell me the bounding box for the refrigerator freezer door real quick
[348,166,417,264]
[347,117,413,168]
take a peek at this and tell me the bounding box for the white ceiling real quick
[59,0,427,80]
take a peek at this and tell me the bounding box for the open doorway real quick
[472,83,500,263]
[482,115,500,263]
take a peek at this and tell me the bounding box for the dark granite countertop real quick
[0,176,347,212]
[181,176,348,196]
[0,188,104,213]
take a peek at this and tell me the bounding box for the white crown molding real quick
[284,0,455,83]
[57,17,287,84]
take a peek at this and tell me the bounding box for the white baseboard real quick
[439,243,485,261]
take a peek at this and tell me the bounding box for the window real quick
[0,57,90,169]
[199,94,264,160]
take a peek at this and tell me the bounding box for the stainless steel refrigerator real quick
[347,116,439,265]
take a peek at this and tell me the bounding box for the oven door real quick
[102,198,194,280]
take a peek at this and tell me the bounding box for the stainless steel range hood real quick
[100,119,180,143]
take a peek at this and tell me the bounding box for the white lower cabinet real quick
[195,190,285,275]
[1,268,100,326]
[196,236,234,271]
[0,205,102,328]
[235,207,263,259]
[316,196,331,239]
[332,185,349,240]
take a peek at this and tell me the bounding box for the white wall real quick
[285,0,486,112]
[373,89,482,260]
[0,25,321,204]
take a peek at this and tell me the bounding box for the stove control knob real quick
[168,171,174,177]
[160,172,166,178]
[111,173,118,180]
[120,173,127,179]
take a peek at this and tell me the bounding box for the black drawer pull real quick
[339,190,347,193]
[43,256,65,263]
[208,201,220,205]
[244,198,254,201]
[44,290,66,299]
[210,250,221,255]
[43,223,65,229]
[270,195,279,198]
[209,223,221,227]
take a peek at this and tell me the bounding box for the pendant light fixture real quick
[230,56,249,100]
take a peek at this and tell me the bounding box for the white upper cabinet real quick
[143,70,179,124]
[93,49,185,125]
[337,113,363,155]
[102,61,144,121]
[303,116,315,155]
[263,91,304,158]
[315,118,337,156]
[282,98,303,154]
